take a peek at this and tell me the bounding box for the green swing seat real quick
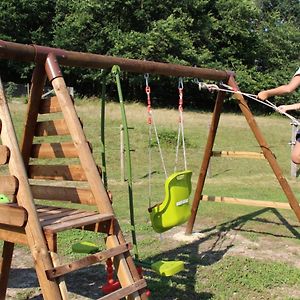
[148,170,192,233]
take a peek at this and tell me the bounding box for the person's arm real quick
[258,74,300,100]
[277,103,300,113]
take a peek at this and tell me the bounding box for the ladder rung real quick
[99,279,147,300]
[0,145,10,164]
[46,243,132,280]
[0,204,27,227]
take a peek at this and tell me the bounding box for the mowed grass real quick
[8,98,300,299]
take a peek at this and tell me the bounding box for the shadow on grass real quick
[6,208,299,299]
[141,207,300,299]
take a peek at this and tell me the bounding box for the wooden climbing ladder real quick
[0,53,147,299]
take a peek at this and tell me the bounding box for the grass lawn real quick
[6,98,300,299]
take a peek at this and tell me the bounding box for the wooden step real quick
[35,119,69,136]
[30,142,78,158]
[38,206,114,234]
[28,164,88,181]
[46,243,132,280]
[0,145,10,164]
[31,185,96,205]
[0,204,27,227]
[0,175,18,194]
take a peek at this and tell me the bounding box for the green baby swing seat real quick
[148,169,192,233]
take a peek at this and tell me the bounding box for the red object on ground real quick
[101,258,121,294]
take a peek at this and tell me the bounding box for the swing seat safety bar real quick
[148,170,192,233]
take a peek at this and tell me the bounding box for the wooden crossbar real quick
[46,243,132,279]
[201,195,291,210]
[211,150,265,159]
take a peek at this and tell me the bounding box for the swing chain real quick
[175,77,187,172]
[178,77,184,115]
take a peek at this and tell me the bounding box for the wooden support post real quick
[0,242,14,299]
[185,90,227,235]
[228,76,300,221]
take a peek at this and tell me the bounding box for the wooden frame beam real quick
[0,40,230,80]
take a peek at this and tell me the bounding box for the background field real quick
[6,98,300,299]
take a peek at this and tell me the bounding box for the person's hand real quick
[277,105,289,113]
[257,91,269,101]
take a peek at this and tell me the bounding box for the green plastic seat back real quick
[149,170,192,233]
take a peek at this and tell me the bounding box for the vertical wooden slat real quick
[0,241,14,298]
[21,66,46,166]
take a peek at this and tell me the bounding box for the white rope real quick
[174,109,188,172]
[174,78,188,172]
[148,123,152,207]
[197,81,300,126]
[149,110,168,179]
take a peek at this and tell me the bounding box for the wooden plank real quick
[40,210,98,226]
[0,204,27,227]
[46,243,132,279]
[39,96,62,114]
[0,225,27,244]
[35,119,69,136]
[43,212,113,233]
[31,142,78,158]
[31,184,96,205]
[0,145,10,165]
[28,164,87,181]
[0,175,18,194]
[100,279,147,300]
[39,208,83,223]
[201,195,291,209]
[211,150,265,159]
[37,206,76,218]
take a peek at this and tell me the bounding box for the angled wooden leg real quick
[50,252,69,300]
[0,241,14,300]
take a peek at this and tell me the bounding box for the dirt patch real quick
[5,226,300,299]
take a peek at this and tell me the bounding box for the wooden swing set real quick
[0,39,299,300]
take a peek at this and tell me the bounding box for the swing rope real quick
[145,75,189,210]
[174,77,187,172]
[196,80,300,126]
[145,74,168,180]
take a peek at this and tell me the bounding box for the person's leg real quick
[292,131,300,164]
